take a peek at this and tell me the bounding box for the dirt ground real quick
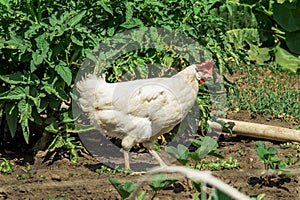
[0,111,299,200]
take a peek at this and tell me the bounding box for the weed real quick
[280,142,300,152]
[249,193,266,200]
[17,164,33,180]
[46,197,67,200]
[284,153,300,166]
[0,158,14,174]
[96,165,132,175]
[196,157,240,170]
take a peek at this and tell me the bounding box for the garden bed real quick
[0,111,299,200]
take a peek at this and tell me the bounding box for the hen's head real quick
[195,60,214,84]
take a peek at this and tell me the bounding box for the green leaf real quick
[196,136,219,159]
[45,124,59,134]
[208,151,225,159]
[136,191,146,200]
[48,96,61,110]
[0,86,27,100]
[69,124,96,133]
[42,77,69,100]
[255,146,269,161]
[0,72,27,85]
[70,148,79,165]
[191,139,202,148]
[35,33,49,54]
[254,141,266,149]
[267,147,278,155]
[148,174,178,192]
[248,45,270,64]
[55,61,72,85]
[191,181,201,192]
[211,187,232,200]
[165,144,189,165]
[71,34,83,46]
[124,181,136,194]
[250,193,266,200]
[5,103,18,138]
[269,156,280,163]
[18,99,31,144]
[225,28,260,50]
[120,18,144,29]
[273,2,300,32]
[67,11,86,27]
[32,50,44,66]
[48,136,65,152]
[109,179,135,199]
[286,30,300,54]
[98,1,113,15]
[60,112,74,123]
[30,108,43,125]
[274,45,300,73]
[192,191,201,200]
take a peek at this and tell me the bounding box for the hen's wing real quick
[110,76,197,140]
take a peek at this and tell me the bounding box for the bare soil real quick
[0,111,299,200]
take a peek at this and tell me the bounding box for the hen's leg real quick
[121,135,136,169]
[144,143,167,167]
[121,148,130,169]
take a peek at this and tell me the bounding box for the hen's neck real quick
[173,65,198,92]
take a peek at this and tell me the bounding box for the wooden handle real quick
[208,119,300,142]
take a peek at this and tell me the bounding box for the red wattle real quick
[199,79,205,84]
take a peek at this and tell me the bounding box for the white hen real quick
[77,60,213,169]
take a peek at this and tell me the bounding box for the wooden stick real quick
[129,166,249,200]
[209,119,300,142]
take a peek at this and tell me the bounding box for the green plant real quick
[0,0,102,163]
[280,142,300,152]
[96,165,132,175]
[109,178,147,200]
[109,178,137,200]
[147,174,178,199]
[166,136,228,169]
[109,174,178,200]
[254,141,289,185]
[218,0,300,73]
[17,164,33,180]
[284,153,300,166]
[227,66,299,119]
[189,136,224,168]
[165,144,189,166]
[192,181,233,200]
[46,197,67,200]
[0,158,14,174]
[196,157,240,170]
[250,193,267,200]
[0,0,230,162]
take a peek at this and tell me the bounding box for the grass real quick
[227,64,300,119]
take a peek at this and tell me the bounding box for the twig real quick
[128,166,249,200]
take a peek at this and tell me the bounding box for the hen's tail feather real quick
[76,74,107,112]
